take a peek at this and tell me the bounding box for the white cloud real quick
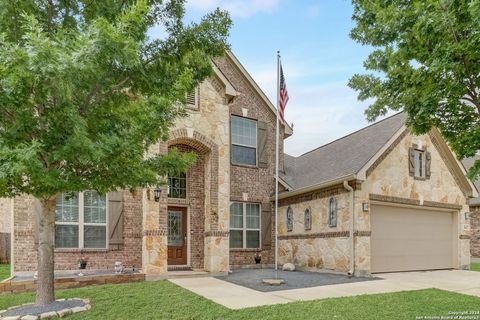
[283,83,373,156]
[249,63,377,156]
[186,0,280,18]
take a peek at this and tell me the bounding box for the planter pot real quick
[254,256,261,264]
[79,262,87,270]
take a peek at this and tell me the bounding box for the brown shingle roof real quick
[282,112,407,190]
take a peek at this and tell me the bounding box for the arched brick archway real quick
[167,129,219,215]
[166,129,221,269]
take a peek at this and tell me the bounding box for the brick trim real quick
[369,194,420,206]
[354,230,371,237]
[366,129,408,177]
[278,231,349,240]
[428,131,471,197]
[278,182,361,207]
[142,229,167,236]
[422,200,463,210]
[460,235,470,240]
[369,194,462,210]
[205,230,229,237]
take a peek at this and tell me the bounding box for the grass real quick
[0,264,10,281]
[0,281,479,320]
[471,263,480,272]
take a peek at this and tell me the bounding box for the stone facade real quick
[278,185,351,272]
[358,130,471,272]
[278,130,472,275]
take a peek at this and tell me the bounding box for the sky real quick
[151,0,383,157]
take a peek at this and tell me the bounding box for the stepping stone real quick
[262,278,285,286]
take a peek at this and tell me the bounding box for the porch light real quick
[154,187,162,202]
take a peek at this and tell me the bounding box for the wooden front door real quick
[167,207,187,265]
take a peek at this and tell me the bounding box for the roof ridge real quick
[298,112,405,157]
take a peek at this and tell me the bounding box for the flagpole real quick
[275,51,280,276]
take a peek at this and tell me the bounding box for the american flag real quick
[279,63,289,125]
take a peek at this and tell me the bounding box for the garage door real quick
[371,205,454,273]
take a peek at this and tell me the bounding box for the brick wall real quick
[168,144,205,269]
[471,206,480,257]
[214,56,283,266]
[13,191,142,272]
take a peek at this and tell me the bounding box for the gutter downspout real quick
[343,181,355,277]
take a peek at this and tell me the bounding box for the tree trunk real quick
[35,197,57,306]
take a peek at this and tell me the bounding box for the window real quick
[168,173,187,199]
[230,202,261,249]
[328,197,337,227]
[186,87,199,109]
[414,149,425,178]
[304,208,311,230]
[286,207,293,232]
[231,116,257,166]
[55,191,107,249]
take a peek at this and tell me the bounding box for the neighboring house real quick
[7,51,293,275]
[462,156,480,258]
[279,113,478,276]
[0,198,12,263]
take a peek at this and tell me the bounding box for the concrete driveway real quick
[170,270,480,309]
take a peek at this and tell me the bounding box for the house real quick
[0,198,11,263]
[3,51,293,276]
[2,51,478,278]
[462,156,480,258]
[278,113,477,276]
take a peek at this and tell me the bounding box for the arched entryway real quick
[166,129,219,270]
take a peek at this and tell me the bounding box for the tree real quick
[0,0,231,306]
[348,0,480,180]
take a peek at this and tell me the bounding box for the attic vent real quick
[186,87,199,109]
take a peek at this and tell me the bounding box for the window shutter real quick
[408,147,415,177]
[108,191,124,246]
[186,88,198,108]
[425,151,432,179]
[258,121,268,168]
[261,206,272,249]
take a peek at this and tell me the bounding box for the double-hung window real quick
[230,202,261,249]
[55,191,107,249]
[231,116,257,166]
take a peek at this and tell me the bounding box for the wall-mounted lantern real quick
[154,187,162,202]
[362,202,370,212]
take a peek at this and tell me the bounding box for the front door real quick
[167,207,187,265]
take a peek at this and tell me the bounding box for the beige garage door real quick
[371,204,454,273]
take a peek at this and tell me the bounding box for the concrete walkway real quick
[170,270,480,310]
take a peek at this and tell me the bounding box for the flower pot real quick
[79,262,87,270]
[254,256,261,264]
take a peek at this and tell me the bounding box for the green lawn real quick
[471,263,480,272]
[0,281,479,320]
[0,264,10,281]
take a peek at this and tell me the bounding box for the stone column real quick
[141,143,168,275]
[203,144,230,273]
